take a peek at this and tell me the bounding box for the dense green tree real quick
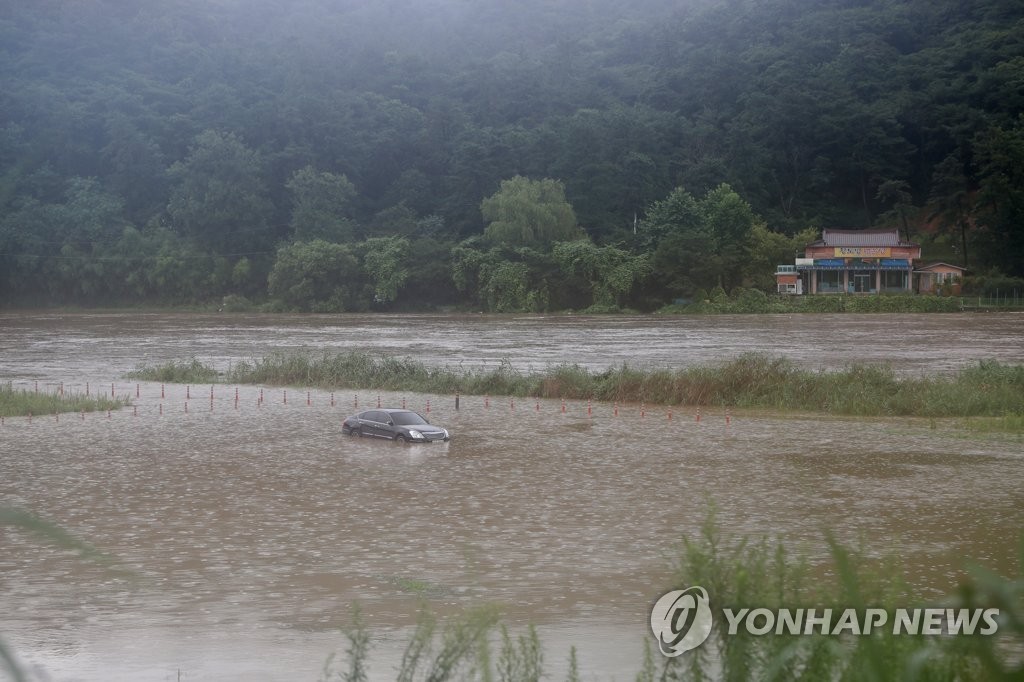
[399,236,458,308]
[743,223,819,292]
[0,178,132,303]
[365,203,419,238]
[647,184,757,296]
[450,239,557,312]
[551,241,651,308]
[360,236,410,304]
[286,166,357,242]
[101,117,168,225]
[267,240,361,312]
[61,177,129,244]
[542,105,677,237]
[145,230,230,304]
[481,261,531,313]
[166,130,273,253]
[928,153,977,268]
[874,178,913,228]
[451,238,491,310]
[638,187,702,250]
[481,176,582,247]
[702,183,757,284]
[974,119,1024,277]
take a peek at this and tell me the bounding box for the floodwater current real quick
[1,312,1022,681]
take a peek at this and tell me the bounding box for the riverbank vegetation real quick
[0,384,129,418]
[128,354,1024,419]
[658,288,966,314]
[125,358,220,384]
[2,1,1023,312]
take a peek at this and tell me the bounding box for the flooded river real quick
[1,312,1022,681]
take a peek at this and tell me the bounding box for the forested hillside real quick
[1,0,1022,310]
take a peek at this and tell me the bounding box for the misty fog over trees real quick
[1,0,1022,310]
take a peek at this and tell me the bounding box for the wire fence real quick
[960,291,1024,309]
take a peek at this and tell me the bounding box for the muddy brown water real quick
[1,312,1022,681]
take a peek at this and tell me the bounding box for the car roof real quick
[365,408,418,414]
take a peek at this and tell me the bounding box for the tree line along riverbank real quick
[118,353,1024,421]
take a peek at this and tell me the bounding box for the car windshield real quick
[390,411,428,426]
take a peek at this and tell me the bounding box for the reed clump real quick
[0,383,129,417]
[125,358,220,384]
[126,352,1024,418]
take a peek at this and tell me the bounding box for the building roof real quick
[914,262,967,273]
[807,228,919,248]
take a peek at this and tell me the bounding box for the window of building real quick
[818,270,841,293]
[882,270,908,291]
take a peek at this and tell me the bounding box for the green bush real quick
[962,274,1024,297]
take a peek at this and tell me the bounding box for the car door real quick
[362,411,393,439]
[375,411,398,439]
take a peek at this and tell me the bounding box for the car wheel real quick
[395,434,406,443]
[351,428,362,437]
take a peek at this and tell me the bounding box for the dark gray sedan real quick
[342,408,450,443]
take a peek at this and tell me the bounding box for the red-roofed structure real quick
[775,228,922,295]
[915,262,967,295]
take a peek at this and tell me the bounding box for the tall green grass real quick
[125,358,221,383]
[207,352,1024,418]
[0,383,130,417]
[659,512,1024,682]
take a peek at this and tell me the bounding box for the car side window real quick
[363,411,384,423]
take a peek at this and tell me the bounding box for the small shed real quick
[915,262,966,295]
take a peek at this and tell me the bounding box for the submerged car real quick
[342,408,450,443]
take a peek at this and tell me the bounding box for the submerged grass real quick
[128,352,1024,419]
[958,415,1024,435]
[0,383,129,418]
